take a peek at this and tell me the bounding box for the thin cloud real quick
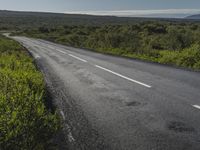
[64,9,200,18]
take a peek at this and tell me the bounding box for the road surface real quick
[13,36,200,150]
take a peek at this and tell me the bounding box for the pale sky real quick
[0,0,200,18]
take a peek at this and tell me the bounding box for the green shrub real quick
[158,44,200,70]
[0,38,21,53]
[176,44,200,69]
[158,50,179,65]
[0,37,60,150]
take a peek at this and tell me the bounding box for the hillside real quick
[0,10,198,30]
[0,10,149,30]
[186,14,200,19]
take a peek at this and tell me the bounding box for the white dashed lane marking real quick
[26,40,151,88]
[95,65,152,88]
[193,105,200,110]
[57,49,67,54]
[68,54,88,62]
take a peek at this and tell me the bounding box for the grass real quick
[0,36,60,149]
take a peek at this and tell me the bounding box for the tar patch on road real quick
[126,101,141,107]
[167,121,195,133]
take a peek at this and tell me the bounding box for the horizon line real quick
[64,9,200,18]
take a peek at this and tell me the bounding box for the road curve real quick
[13,36,200,150]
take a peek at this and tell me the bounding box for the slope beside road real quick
[13,36,200,150]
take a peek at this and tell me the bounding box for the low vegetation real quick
[0,36,60,149]
[17,21,200,70]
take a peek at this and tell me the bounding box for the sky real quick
[0,0,200,18]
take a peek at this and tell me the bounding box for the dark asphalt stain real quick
[168,121,195,133]
[126,101,141,106]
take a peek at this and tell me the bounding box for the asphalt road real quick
[13,36,200,150]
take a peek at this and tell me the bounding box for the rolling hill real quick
[0,10,198,31]
[186,14,200,19]
[0,10,149,30]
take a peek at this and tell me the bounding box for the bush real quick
[176,44,200,69]
[158,44,200,70]
[0,37,60,149]
[158,50,179,65]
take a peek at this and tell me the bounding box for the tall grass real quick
[0,36,60,149]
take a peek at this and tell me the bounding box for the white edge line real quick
[192,105,200,110]
[68,132,75,142]
[95,65,152,88]
[34,54,41,59]
[68,54,87,62]
[60,111,66,120]
[29,50,41,59]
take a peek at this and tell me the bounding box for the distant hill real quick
[0,10,198,30]
[185,14,200,20]
[0,10,116,29]
[0,10,151,30]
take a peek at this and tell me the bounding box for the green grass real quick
[0,36,60,149]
